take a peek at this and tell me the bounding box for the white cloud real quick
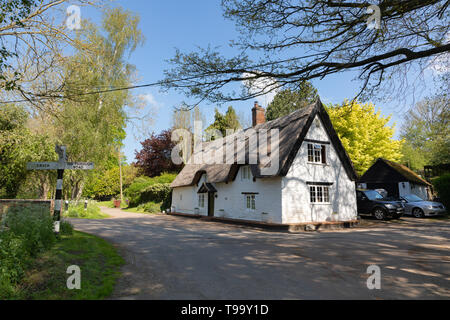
[138,93,163,109]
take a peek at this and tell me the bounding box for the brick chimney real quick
[252,101,266,127]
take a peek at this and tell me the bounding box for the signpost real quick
[27,145,94,234]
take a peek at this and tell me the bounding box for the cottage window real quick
[307,143,327,164]
[198,194,205,208]
[309,185,331,204]
[241,166,251,180]
[246,194,256,211]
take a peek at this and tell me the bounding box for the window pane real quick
[251,195,256,210]
[324,187,330,203]
[310,186,316,203]
[246,195,250,209]
[317,186,323,202]
[308,144,314,162]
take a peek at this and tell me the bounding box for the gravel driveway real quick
[69,208,450,300]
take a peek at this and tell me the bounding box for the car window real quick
[403,194,423,202]
[364,190,384,201]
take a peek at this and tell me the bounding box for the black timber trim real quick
[304,139,331,145]
[241,192,259,195]
[280,99,358,181]
[306,182,334,186]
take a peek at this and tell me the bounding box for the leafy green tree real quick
[326,100,403,176]
[0,104,55,198]
[206,106,241,138]
[83,165,138,199]
[400,95,450,167]
[266,83,318,121]
[55,7,144,199]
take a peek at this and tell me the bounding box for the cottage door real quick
[208,192,215,217]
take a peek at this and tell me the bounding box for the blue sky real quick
[79,0,433,163]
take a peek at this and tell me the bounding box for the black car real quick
[356,189,405,220]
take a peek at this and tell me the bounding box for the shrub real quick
[0,207,57,297]
[137,202,162,213]
[433,173,450,210]
[60,220,74,236]
[64,203,108,219]
[125,173,176,205]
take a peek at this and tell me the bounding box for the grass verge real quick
[11,231,124,300]
[64,203,109,219]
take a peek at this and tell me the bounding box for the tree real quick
[135,130,182,177]
[400,95,450,167]
[83,165,138,200]
[266,83,318,121]
[0,0,98,100]
[162,0,449,105]
[326,100,403,175]
[0,104,55,198]
[206,106,242,138]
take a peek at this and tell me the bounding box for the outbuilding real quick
[358,158,432,200]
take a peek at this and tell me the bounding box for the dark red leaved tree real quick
[134,129,182,177]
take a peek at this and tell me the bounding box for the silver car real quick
[400,194,447,218]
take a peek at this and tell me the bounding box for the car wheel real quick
[412,208,425,218]
[373,208,386,220]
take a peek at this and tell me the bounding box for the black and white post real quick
[27,145,94,234]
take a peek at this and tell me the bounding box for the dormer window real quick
[241,166,251,180]
[307,143,327,164]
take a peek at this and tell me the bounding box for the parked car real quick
[356,189,405,220]
[399,194,447,218]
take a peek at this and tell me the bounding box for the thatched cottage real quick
[170,99,358,226]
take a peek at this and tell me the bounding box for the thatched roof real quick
[171,99,357,188]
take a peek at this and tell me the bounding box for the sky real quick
[78,0,440,163]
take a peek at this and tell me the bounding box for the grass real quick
[64,203,109,219]
[121,201,163,214]
[11,231,124,300]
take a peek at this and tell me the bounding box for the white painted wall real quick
[281,115,357,224]
[172,168,283,223]
[398,182,429,200]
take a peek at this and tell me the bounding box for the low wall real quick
[0,199,54,221]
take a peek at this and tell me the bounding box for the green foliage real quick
[401,95,449,167]
[0,206,56,297]
[206,106,242,138]
[266,84,319,121]
[326,100,403,176]
[64,203,109,220]
[0,104,55,198]
[83,165,138,199]
[60,220,74,236]
[138,202,163,213]
[125,173,176,203]
[433,174,450,210]
[129,183,171,208]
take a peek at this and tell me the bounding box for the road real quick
[70,207,450,299]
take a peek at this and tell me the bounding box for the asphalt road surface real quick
[70,208,450,299]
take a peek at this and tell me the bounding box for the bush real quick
[64,203,108,219]
[60,220,74,236]
[0,207,56,297]
[137,202,162,213]
[433,173,450,210]
[125,173,175,208]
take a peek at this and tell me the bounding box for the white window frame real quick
[309,185,331,204]
[245,194,256,211]
[198,194,205,208]
[307,143,327,164]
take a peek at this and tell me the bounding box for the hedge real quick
[433,173,450,210]
[128,183,172,210]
